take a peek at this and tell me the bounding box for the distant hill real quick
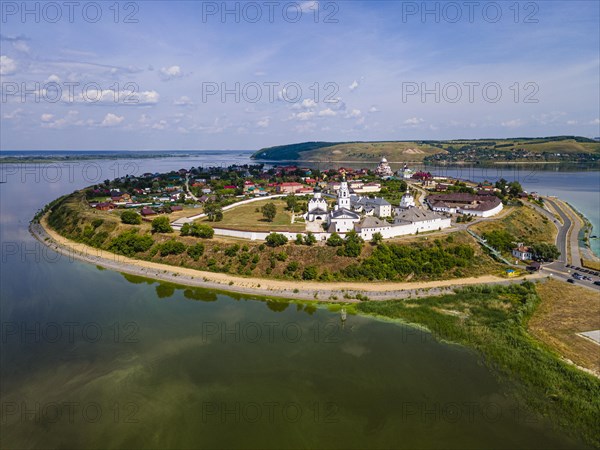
[251,136,600,164]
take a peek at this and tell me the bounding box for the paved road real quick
[544,198,571,264]
[539,198,600,292]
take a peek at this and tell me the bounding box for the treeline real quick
[343,239,475,280]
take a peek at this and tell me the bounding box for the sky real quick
[1,0,599,150]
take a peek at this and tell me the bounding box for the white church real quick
[304,179,451,239]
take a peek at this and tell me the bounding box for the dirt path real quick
[33,217,545,302]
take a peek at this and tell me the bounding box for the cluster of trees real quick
[204,202,224,222]
[151,216,173,233]
[483,230,515,252]
[495,179,523,199]
[483,230,560,261]
[343,241,475,280]
[121,210,142,225]
[180,222,214,238]
[265,233,288,247]
[295,232,317,246]
[337,231,364,257]
[108,230,154,256]
[530,243,560,262]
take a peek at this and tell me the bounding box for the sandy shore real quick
[32,216,545,302]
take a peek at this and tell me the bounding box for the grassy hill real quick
[252,136,600,163]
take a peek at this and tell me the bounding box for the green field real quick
[201,199,306,232]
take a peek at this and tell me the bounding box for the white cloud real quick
[174,96,193,106]
[152,120,168,130]
[299,98,317,109]
[3,108,23,120]
[46,74,61,83]
[404,117,424,125]
[318,108,337,117]
[159,65,182,80]
[257,117,270,128]
[346,109,361,118]
[13,41,30,53]
[501,119,523,128]
[590,118,600,125]
[369,106,379,113]
[41,114,54,122]
[295,111,316,121]
[0,55,17,75]
[566,120,578,125]
[349,80,360,92]
[101,113,124,127]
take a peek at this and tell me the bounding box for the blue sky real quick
[1,0,599,150]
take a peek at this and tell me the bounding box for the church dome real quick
[380,157,388,163]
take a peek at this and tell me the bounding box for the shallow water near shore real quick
[0,155,594,449]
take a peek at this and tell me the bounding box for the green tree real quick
[285,195,298,211]
[326,232,344,247]
[187,243,205,260]
[483,230,515,252]
[121,210,141,225]
[266,233,288,247]
[302,266,318,280]
[531,243,560,261]
[158,239,187,256]
[344,230,364,257]
[204,202,223,222]
[303,232,317,246]
[190,223,214,239]
[151,216,173,233]
[371,232,383,246]
[180,222,191,236]
[262,202,277,222]
[508,181,523,198]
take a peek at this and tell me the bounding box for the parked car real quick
[594,281,600,286]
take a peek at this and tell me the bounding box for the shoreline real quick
[32,216,545,302]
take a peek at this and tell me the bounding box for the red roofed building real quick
[277,182,304,194]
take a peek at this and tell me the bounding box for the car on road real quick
[594,281,600,286]
[567,279,575,284]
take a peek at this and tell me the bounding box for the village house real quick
[512,243,533,261]
[277,182,304,194]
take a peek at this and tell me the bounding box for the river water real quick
[0,153,593,449]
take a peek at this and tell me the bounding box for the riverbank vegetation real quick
[46,191,505,282]
[356,282,600,447]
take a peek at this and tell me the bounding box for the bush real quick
[483,230,515,252]
[284,261,299,275]
[266,233,288,247]
[302,266,318,280]
[326,232,344,247]
[224,244,241,257]
[91,219,104,228]
[151,216,173,233]
[189,223,214,239]
[187,243,205,260]
[303,232,317,246]
[158,239,187,256]
[121,210,142,225]
[109,230,154,256]
[343,230,364,257]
